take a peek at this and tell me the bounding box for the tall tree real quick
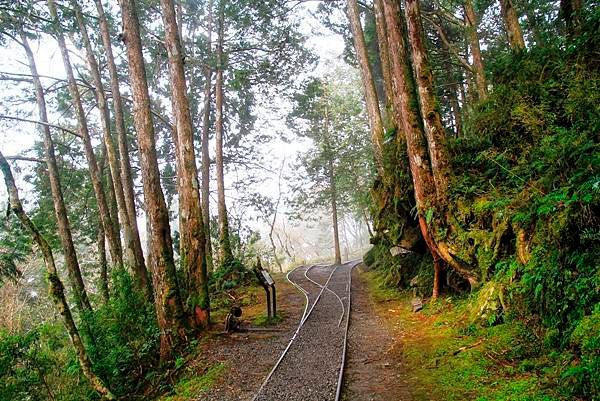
[214,1,234,264]
[383,0,479,294]
[92,0,151,298]
[0,151,115,400]
[346,0,385,175]
[120,0,190,360]
[160,0,210,327]
[71,0,139,276]
[288,73,370,265]
[373,0,394,125]
[499,0,526,50]
[200,0,215,273]
[19,31,92,313]
[46,0,123,268]
[404,0,452,202]
[382,0,444,298]
[464,0,488,100]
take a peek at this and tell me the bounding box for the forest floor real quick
[155,271,305,401]
[359,269,564,401]
[155,264,560,401]
[343,268,412,401]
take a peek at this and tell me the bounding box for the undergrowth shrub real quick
[369,10,599,399]
[0,269,160,400]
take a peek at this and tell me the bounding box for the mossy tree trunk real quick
[201,0,215,273]
[215,3,234,265]
[404,0,451,203]
[498,0,526,50]
[373,0,394,128]
[47,0,123,269]
[160,0,210,328]
[93,0,152,299]
[0,151,115,400]
[120,0,190,361]
[346,0,385,175]
[19,31,93,313]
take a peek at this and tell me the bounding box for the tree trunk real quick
[523,0,545,46]
[324,103,342,265]
[449,78,462,136]
[330,163,342,265]
[47,0,123,269]
[97,227,109,304]
[346,0,385,175]
[93,0,151,299]
[561,0,583,38]
[19,31,92,313]
[214,4,234,265]
[404,0,452,203]
[463,0,488,100]
[0,151,115,400]
[120,0,190,361]
[383,0,444,299]
[72,0,138,271]
[498,0,526,50]
[201,0,215,273]
[160,0,210,328]
[373,0,394,128]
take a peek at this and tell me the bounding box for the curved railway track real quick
[253,260,360,401]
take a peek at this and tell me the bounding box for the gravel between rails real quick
[253,261,358,401]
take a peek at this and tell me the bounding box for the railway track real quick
[253,260,360,401]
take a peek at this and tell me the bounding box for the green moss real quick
[161,363,226,401]
[253,311,285,327]
[361,272,569,401]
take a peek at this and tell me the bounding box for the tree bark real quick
[97,227,109,304]
[161,0,210,328]
[463,0,488,100]
[19,31,92,313]
[373,0,394,127]
[383,0,444,299]
[404,0,452,203]
[214,4,234,265]
[0,151,115,400]
[323,100,342,265]
[120,0,190,361]
[47,0,123,269]
[201,0,215,273]
[72,0,138,272]
[346,0,385,175]
[561,0,583,38]
[329,159,342,265]
[93,0,151,299]
[498,0,526,50]
[449,77,462,136]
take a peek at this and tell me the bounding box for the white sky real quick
[0,2,362,259]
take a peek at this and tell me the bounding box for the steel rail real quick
[304,264,346,326]
[286,264,312,323]
[252,263,342,401]
[335,260,360,401]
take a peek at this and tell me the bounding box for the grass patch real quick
[160,363,226,401]
[252,311,286,327]
[361,270,566,401]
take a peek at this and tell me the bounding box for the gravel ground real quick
[197,270,307,401]
[254,262,356,401]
